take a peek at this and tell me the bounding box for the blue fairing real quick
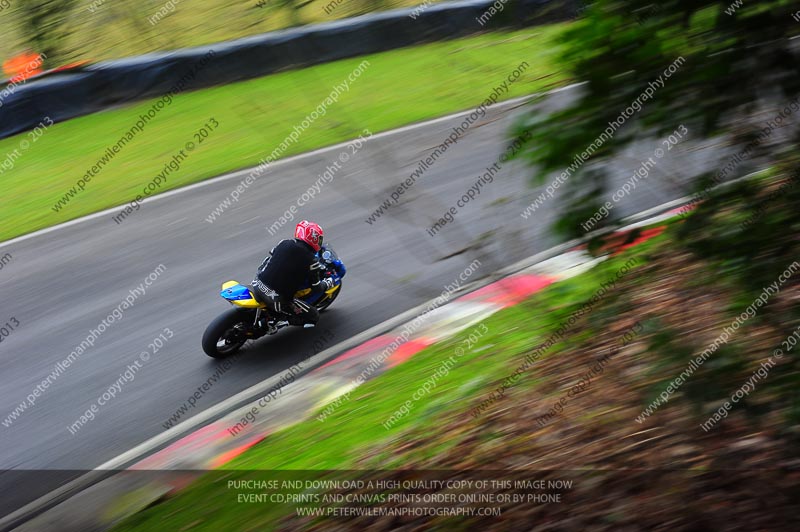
[296,250,346,305]
[332,259,346,277]
[302,291,325,304]
[221,284,254,301]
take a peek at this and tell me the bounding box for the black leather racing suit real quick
[250,238,330,326]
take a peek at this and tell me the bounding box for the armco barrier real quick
[0,0,578,140]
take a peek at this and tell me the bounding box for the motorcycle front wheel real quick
[314,282,341,312]
[202,308,252,358]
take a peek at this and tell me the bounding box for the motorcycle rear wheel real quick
[202,308,251,358]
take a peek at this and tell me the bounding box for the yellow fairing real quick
[325,284,340,296]
[232,299,263,308]
[294,284,340,299]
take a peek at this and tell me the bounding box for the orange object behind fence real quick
[3,52,45,83]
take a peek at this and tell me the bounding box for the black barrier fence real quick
[0,0,578,140]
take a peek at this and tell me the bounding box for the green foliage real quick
[270,0,316,26]
[16,0,80,64]
[517,4,800,433]
[514,2,800,437]
[677,168,800,304]
[0,0,446,63]
[516,0,800,239]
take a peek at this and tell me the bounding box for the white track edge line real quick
[0,84,585,251]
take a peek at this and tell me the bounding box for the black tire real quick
[202,308,252,358]
[315,282,341,312]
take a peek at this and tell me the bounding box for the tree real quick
[17,0,80,64]
[515,0,800,428]
[269,0,316,27]
[516,0,799,278]
[517,0,799,227]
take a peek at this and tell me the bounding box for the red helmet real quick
[295,220,324,251]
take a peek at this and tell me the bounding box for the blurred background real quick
[1,1,799,530]
[0,0,437,67]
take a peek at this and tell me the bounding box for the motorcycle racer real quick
[250,220,333,327]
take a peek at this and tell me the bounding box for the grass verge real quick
[0,25,571,243]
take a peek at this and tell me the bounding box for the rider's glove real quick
[312,277,334,293]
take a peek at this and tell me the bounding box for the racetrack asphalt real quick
[0,86,736,518]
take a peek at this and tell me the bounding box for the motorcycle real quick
[202,245,346,358]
